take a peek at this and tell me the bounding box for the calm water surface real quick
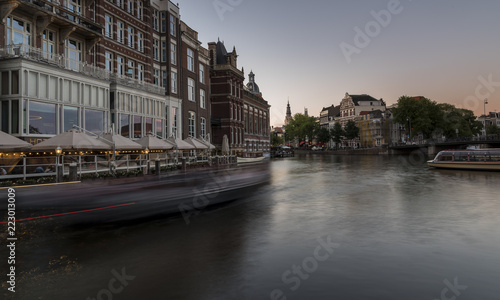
[5,154,500,299]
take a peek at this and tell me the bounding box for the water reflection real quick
[5,154,500,300]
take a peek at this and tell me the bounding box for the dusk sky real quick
[176,0,500,126]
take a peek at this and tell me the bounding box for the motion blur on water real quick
[2,154,500,299]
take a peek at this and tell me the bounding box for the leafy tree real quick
[439,104,483,137]
[344,120,359,140]
[486,124,500,135]
[316,127,331,144]
[392,96,444,139]
[270,134,284,147]
[284,113,319,143]
[330,122,344,149]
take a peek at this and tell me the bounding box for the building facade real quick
[208,40,245,154]
[242,71,270,157]
[0,0,211,144]
[179,21,210,140]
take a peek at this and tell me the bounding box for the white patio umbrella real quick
[167,136,195,150]
[135,135,175,151]
[183,137,208,150]
[0,130,32,152]
[100,133,143,151]
[31,130,111,151]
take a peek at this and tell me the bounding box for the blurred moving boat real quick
[12,164,270,225]
[237,156,266,164]
[427,149,500,171]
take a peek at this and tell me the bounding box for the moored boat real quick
[237,156,266,164]
[427,149,500,171]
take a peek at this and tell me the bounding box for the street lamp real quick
[484,98,488,117]
[55,146,62,182]
[144,147,150,174]
[406,117,411,142]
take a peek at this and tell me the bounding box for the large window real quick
[152,8,159,31]
[145,117,153,135]
[105,15,113,38]
[161,12,167,33]
[171,71,177,94]
[116,56,124,75]
[162,41,167,62]
[170,42,176,65]
[120,114,130,137]
[200,117,206,139]
[153,39,159,61]
[200,89,206,109]
[187,78,195,101]
[136,0,142,19]
[188,111,195,137]
[162,71,167,88]
[105,51,113,72]
[128,60,135,78]
[133,115,142,138]
[154,69,160,86]
[138,64,144,81]
[155,119,163,137]
[199,64,205,84]
[65,38,81,71]
[187,48,194,72]
[63,106,79,132]
[127,27,134,48]
[127,0,133,13]
[42,30,55,59]
[169,15,176,36]
[137,32,143,52]
[85,109,105,134]
[6,17,31,47]
[172,107,177,136]
[117,21,124,43]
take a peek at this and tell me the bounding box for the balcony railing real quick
[0,44,166,95]
[21,0,102,35]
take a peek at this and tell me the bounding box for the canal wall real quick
[295,147,388,155]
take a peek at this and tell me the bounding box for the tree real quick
[392,96,444,139]
[284,113,319,143]
[486,124,500,135]
[344,120,359,140]
[330,122,344,149]
[316,127,331,145]
[439,104,483,138]
[271,134,284,147]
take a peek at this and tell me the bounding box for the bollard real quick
[155,159,161,176]
[56,164,64,183]
[181,157,187,172]
[69,163,78,181]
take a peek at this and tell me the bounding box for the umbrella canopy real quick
[100,133,143,150]
[135,135,175,150]
[183,137,208,150]
[198,138,216,150]
[167,137,195,150]
[31,130,111,151]
[222,134,230,155]
[0,131,32,152]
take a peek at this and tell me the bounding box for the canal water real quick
[4,154,500,299]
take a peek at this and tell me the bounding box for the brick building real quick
[208,39,245,154]
[179,21,210,140]
[242,71,270,157]
[0,0,208,143]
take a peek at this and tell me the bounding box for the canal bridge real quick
[389,136,500,156]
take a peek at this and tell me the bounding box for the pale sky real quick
[176,0,500,126]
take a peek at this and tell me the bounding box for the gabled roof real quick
[349,94,381,105]
[216,40,228,65]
